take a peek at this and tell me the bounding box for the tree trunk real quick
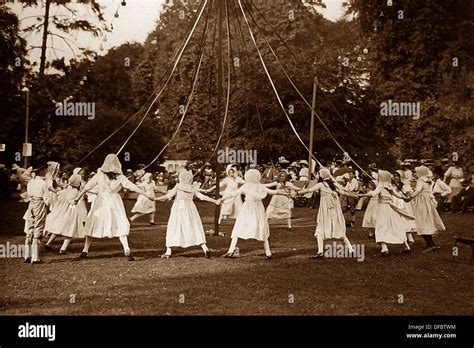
[39,0,51,77]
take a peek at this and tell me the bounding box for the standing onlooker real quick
[431,166,451,212]
[298,160,309,181]
[261,162,278,184]
[402,163,413,182]
[444,161,464,209]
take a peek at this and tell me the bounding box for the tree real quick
[134,0,388,166]
[346,0,474,166]
[0,5,29,164]
[18,0,106,76]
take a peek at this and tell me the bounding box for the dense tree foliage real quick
[346,0,473,166]
[1,0,471,170]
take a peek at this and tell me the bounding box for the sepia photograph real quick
[0,0,472,345]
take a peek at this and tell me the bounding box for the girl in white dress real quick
[265,171,301,230]
[410,166,445,252]
[74,154,154,261]
[392,170,416,244]
[360,170,414,256]
[298,168,356,259]
[361,180,378,239]
[85,171,98,204]
[219,165,244,223]
[155,170,220,258]
[221,169,287,259]
[44,174,87,254]
[42,161,61,240]
[130,173,159,225]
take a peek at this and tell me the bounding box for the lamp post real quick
[21,87,30,168]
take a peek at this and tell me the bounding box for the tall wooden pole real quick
[24,88,30,169]
[39,0,51,77]
[308,76,317,177]
[214,0,224,236]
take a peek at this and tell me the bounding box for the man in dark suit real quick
[451,179,474,213]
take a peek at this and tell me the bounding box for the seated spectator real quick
[451,179,474,214]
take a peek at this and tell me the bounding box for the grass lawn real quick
[0,198,473,315]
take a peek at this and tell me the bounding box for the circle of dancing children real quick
[265,171,302,230]
[20,154,450,263]
[219,164,244,224]
[359,170,415,256]
[155,170,220,258]
[43,172,87,254]
[74,154,154,261]
[221,168,289,259]
[297,168,356,259]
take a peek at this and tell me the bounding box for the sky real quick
[9,0,344,67]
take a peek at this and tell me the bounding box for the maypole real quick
[308,76,318,177]
[214,0,224,236]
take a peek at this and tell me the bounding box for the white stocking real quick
[343,236,355,253]
[316,234,324,254]
[60,238,72,251]
[119,236,130,255]
[46,233,56,246]
[227,237,238,254]
[129,213,142,222]
[31,238,39,262]
[263,239,271,257]
[82,235,92,253]
[24,239,31,260]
